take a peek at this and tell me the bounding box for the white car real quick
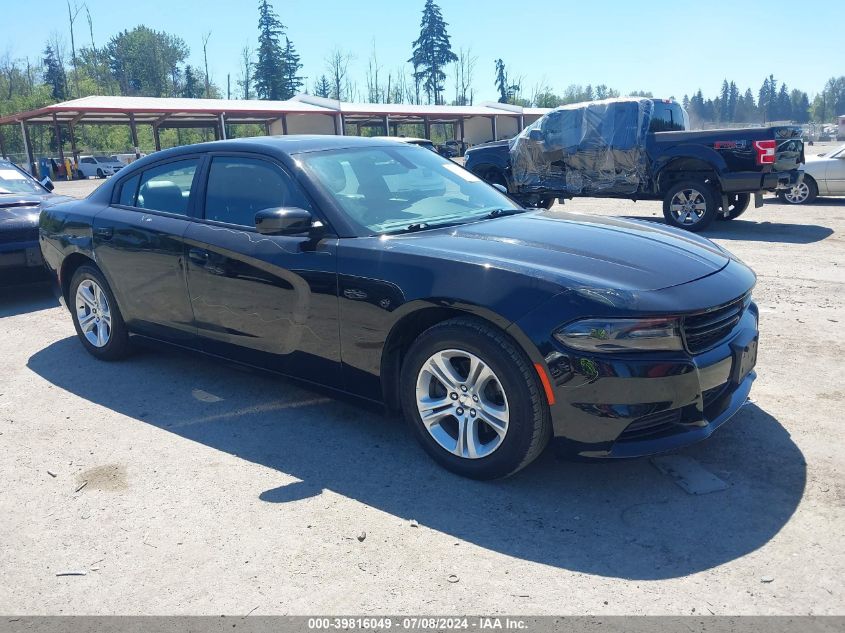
[780,143,845,204]
[77,155,124,179]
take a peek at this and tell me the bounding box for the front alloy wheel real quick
[779,176,818,205]
[415,349,509,459]
[75,279,112,348]
[400,317,551,479]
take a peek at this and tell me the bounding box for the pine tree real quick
[43,44,67,101]
[719,79,730,122]
[494,59,508,103]
[254,0,286,100]
[182,65,202,98]
[280,37,303,99]
[776,83,791,121]
[727,81,739,122]
[409,0,458,105]
[314,75,331,98]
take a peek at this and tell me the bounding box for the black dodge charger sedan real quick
[1,160,70,281]
[39,136,759,479]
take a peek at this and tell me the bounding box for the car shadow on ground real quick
[622,215,834,244]
[28,337,806,581]
[0,280,59,317]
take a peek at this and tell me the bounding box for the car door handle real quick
[188,248,210,264]
[94,226,113,240]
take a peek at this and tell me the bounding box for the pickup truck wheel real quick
[718,193,751,221]
[663,181,718,232]
[778,177,818,205]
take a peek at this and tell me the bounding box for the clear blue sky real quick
[2,0,840,102]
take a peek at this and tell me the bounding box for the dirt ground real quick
[0,153,843,615]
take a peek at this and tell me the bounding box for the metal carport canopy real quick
[0,95,337,126]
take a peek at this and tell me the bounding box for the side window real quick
[204,156,311,228]
[117,174,140,207]
[81,157,95,165]
[136,159,199,215]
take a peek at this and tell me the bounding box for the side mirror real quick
[254,207,313,236]
[528,129,544,142]
[41,177,55,191]
[491,183,508,194]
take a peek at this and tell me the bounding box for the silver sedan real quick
[780,143,845,204]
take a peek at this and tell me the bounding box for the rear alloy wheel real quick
[96,168,104,178]
[400,317,551,479]
[779,177,818,205]
[663,181,719,232]
[718,193,751,221]
[70,265,130,360]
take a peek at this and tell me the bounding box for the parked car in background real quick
[77,155,124,179]
[40,136,759,479]
[780,143,845,204]
[111,153,146,166]
[437,140,466,158]
[0,160,71,280]
[465,98,805,231]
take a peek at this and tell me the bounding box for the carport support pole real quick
[383,115,390,136]
[68,122,79,163]
[0,126,7,158]
[424,116,431,140]
[519,114,525,131]
[281,114,288,135]
[128,114,140,159]
[491,116,498,141]
[52,113,66,168]
[219,113,227,140]
[21,121,35,176]
[152,125,161,152]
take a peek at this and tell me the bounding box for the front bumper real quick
[0,239,44,271]
[541,306,759,459]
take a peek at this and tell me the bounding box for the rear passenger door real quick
[184,153,341,387]
[93,156,202,343]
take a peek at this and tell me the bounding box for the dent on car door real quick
[184,154,341,387]
[92,157,201,343]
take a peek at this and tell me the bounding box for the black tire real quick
[96,168,104,178]
[717,193,751,221]
[662,180,719,232]
[483,168,507,189]
[778,176,818,205]
[539,196,556,210]
[69,264,130,361]
[399,317,552,479]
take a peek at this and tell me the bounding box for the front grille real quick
[683,294,750,354]
[618,408,683,441]
[0,226,38,245]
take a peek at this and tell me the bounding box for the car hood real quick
[385,211,731,293]
[0,193,74,227]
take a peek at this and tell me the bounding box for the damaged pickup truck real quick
[464,98,804,231]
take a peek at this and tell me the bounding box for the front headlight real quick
[554,317,683,353]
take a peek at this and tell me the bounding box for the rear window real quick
[650,101,689,132]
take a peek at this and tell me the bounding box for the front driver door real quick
[826,148,845,194]
[184,154,341,388]
[93,157,201,343]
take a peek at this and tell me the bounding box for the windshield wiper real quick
[484,207,527,219]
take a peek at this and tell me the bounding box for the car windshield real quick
[299,145,521,235]
[0,164,44,195]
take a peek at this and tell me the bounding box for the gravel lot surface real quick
[1,146,843,615]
